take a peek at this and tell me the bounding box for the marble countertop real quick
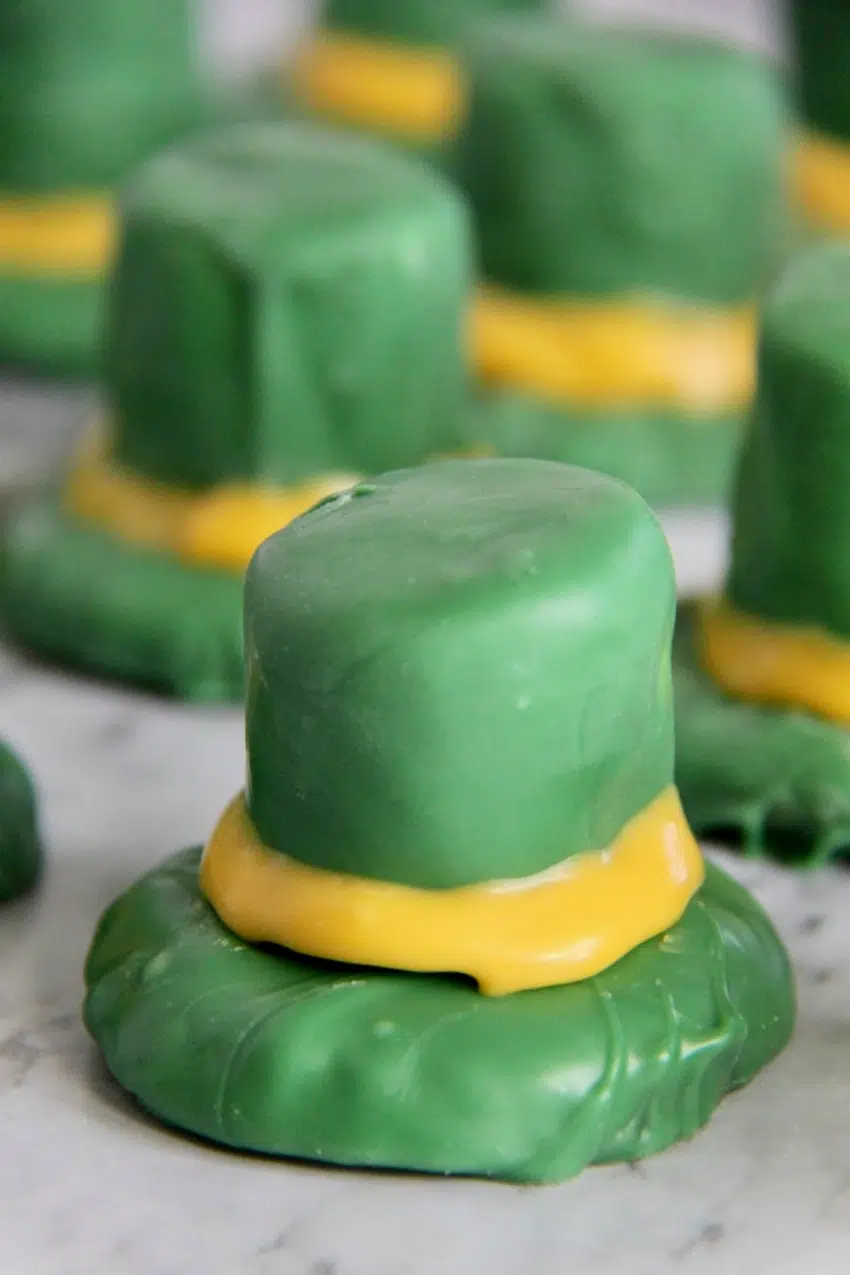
[1,382,849,1275]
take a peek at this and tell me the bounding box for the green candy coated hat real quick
[83,458,795,1182]
[245,458,675,887]
[0,0,215,375]
[0,0,208,192]
[449,14,788,506]
[108,122,471,490]
[453,15,787,303]
[0,122,472,701]
[675,242,850,861]
[729,242,850,637]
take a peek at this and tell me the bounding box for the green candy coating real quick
[0,741,42,903]
[0,276,102,378]
[792,0,850,143]
[468,394,743,508]
[83,847,794,1183]
[675,243,850,861]
[728,242,850,638]
[108,122,471,489]
[246,459,675,888]
[324,0,542,48]
[0,0,217,375]
[0,0,209,192]
[1,502,243,702]
[674,609,850,864]
[452,16,788,302]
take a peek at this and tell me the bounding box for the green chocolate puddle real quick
[1,499,244,702]
[84,846,793,1183]
[468,393,743,508]
[674,606,850,863]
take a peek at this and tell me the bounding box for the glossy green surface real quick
[728,243,850,639]
[0,0,209,192]
[108,122,471,490]
[0,741,42,903]
[469,393,743,508]
[0,274,102,378]
[325,0,541,48]
[792,0,850,144]
[84,847,794,1183]
[674,608,850,864]
[246,459,675,888]
[1,501,244,702]
[452,16,787,302]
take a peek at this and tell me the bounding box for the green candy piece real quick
[0,0,209,193]
[0,741,42,903]
[0,4,282,376]
[246,459,675,888]
[83,847,794,1183]
[2,123,471,699]
[674,243,850,861]
[729,242,850,638]
[1,502,244,702]
[108,122,471,489]
[468,394,743,508]
[452,16,788,302]
[792,0,850,144]
[674,609,850,864]
[324,0,542,48]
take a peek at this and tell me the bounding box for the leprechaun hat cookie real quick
[291,0,542,151]
[84,459,794,1183]
[790,0,850,239]
[1,122,472,701]
[452,15,788,505]
[0,741,42,902]
[675,242,850,862]
[0,0,222,376]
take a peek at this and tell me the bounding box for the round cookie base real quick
[1,499,244,702]
[0,273,103,379]
[467,392,744,508]
[84,847,794,1184]
[0,741,42,902]
[674,605,850,863]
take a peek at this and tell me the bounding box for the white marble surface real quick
[0,389,849,1275]
[0,4,832,1267]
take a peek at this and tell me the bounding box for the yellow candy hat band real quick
[699,595,850,727]
[0,192,115,278]
[794,131,850,236]
[66,424,358,573]
[200,788,705,997]
[293,31,465,144]
[472,286,756,416]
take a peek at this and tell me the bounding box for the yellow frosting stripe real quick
[293,31,465,143]
[65,425,359,573]
[699,596,850,727]
[200,788,705,997]
[0,192,115,277]
[794,131,850,235]
[472,286,756,415]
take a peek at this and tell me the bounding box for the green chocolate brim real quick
[84,847,793,1183]
[468,392,744,508]
[674,605,850,864]
[1,498,244,702]
[0,743,43,902]
[0,273,103,379]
